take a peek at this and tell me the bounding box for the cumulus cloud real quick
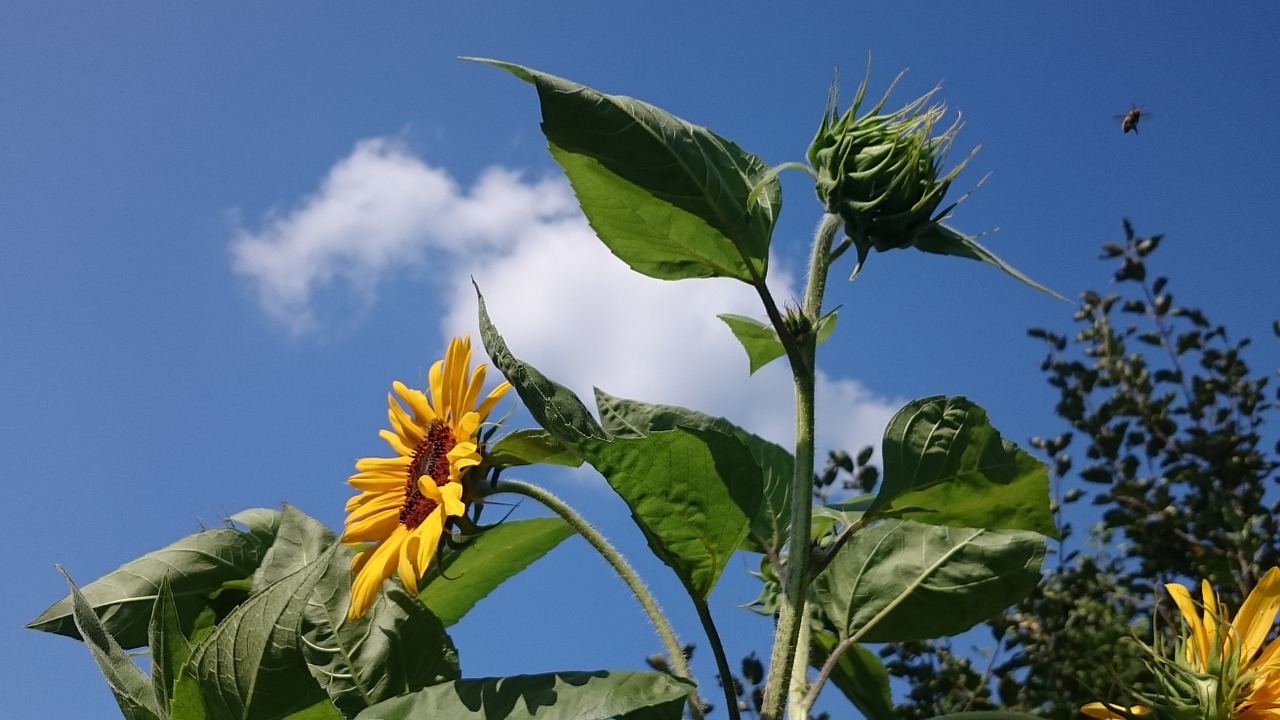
[231,138,574,334]
[231,137,900,457]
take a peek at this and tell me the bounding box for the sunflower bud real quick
[808,68,976,275]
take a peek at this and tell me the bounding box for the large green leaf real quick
[29,508,281,648]
[354,671,694,720]
[488,428,584,469]
[61,568,164,720]
[300,543,460,718]
[812,519,1045,643]
[811,630,894,720]
[869,396,1059,539]
[254,504,338,590]
[189,548,331,720]
[418,517,574,627]
[595,391,792,554]
[475,58,778,284]
[477,287,606,448]
[582,426,757,600]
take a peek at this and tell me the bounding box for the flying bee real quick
[1116,105,1148,134]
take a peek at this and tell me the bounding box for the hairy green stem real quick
[787,611,813,719]
[491,479,703,720]
[759,213,841,720]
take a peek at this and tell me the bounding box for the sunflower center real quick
[398,419,457,529]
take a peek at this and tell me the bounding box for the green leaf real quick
[419,517,574,627]
[60,567,164,720]
[812,519,1045,642]
[475,58,778,284]
[583,426,757,600]
[488,428,584,469]
[170,672,209,720]
[150,577,192,716]
[811,631,894,720]
[354,671,694,720]
[300,543,460,718]
[477,286,607,447]
[29,508,281,649]
[253,504,338,590]
[718,312,837,374]
[870,396,1059,539]
[912,224,1066,301]
[280,701,343,720]
[595,391,792,554]
[189,548,331,720]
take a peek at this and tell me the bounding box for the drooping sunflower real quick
[341,335,511,620]
[1082,568,1280,720]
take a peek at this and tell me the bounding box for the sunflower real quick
[1082,568,1280,720]
[341,336,511,620]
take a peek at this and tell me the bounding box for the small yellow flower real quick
[341,336,510,620]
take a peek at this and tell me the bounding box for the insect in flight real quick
[1115,105,1149,134]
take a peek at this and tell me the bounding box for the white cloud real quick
[230,138,574,334]
[231,137,900,459]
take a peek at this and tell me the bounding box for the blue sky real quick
[4,4,1278,718]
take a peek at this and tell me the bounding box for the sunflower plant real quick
[30,60,1064,720]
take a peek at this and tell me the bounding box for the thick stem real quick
[492,479,703,720]
[786,612,813,720]
[759,213,841,720]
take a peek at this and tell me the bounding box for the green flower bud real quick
[808,68,977,274]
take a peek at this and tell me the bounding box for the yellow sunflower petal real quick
[393,381,436,423]
[440,482,466,517]
[1200,578,1225,658]
[1237,568,1280,663]
[455,412,481,442]
[476,381,512,422]
[354,456,411,472]
[379,428,413,457]
[428,358,446,417]
[388,397,424,446]
[463,364,487,416]
[347,525,408,620]
[342,508,401,543]
[398,532,421,595]
[1168,582,1211,671]
[344,489,403,515]
[1253,636,1280,673]
[412,513,447,580]
[1081,702,1150,720]
[347,474,404,492]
